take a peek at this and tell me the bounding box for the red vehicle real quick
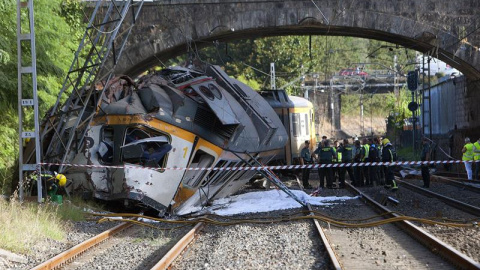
[339,68,368,77]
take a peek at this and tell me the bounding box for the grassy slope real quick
[0,196,91,254]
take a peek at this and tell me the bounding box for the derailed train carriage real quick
[259,91,316,165]
[61,65,294,215]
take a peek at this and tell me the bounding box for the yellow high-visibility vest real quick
[474,142,480,161]
[362,144,370,161]
[337,152,342,162]
[463,143,474,161]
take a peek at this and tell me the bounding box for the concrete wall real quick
[427,77,480,160]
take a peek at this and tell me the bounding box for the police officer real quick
[368,138,380,186]
[333,140,340,186]
[353,139,363,186]
[361,138,370,186]
[420,137,431,188]
[381,138,397,190]
[300,140,313,189]
[376,136,385,185]
[462,137,474,180]
[314,139,336,189]
[338,139,355,188]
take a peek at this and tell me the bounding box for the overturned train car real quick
[65,65,288,215]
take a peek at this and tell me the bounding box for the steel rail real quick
[434,171,480,183]
[399,172,480,185]
[431,175,480,194]
[31,222,132,270]
[150,222,205,270]
[305,202,343,270]
[436,174,480,184]
[346,183,480,269]
[397,179,480,217]
[296,175,343,269]
[440,176,480,185]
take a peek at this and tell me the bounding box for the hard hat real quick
[382,138,390,146]
[56,174,67,186]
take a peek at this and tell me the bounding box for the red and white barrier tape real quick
[37,160,476,172]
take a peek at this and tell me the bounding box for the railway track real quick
[29,174,480,269]
[399,175,480,209]
[357,178,480,266]
[351,183,479,269]
[30,217,194,270]
[160,183,479,269]
[431,175,480,194]
[168,209,333,269]
[31,222,133,270]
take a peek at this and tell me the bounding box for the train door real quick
[181,150,215,187]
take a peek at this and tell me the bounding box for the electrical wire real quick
[90,211,478,230]
[310,0,329,25]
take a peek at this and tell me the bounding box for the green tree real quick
[0,0,84,193]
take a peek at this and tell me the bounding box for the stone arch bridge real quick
[113,0,480,82]
[101,0,480,143]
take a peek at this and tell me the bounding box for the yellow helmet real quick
[382,138,390,146]
[56,174,67,186]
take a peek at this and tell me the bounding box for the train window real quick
[232,162,255,182]
[304,113,310,136]
[98,127,114,164]
[121,127,172,168]
[292,113,301,137]
[199,85,215,100]
[208,84,222,99]
[200,160,227,187]
[211,161,240,185]
[182,150,215,187]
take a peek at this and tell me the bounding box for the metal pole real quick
[421,54,425,138]
[393,55,398,96]
[412,90,416,154]
[330,86,334,137]
[370,95,373,135]
[270,62,276,90]
[360,91,364,136]
[428,58,432,139]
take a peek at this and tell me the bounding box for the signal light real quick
[407,71,418,91]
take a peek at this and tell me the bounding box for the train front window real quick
[121,127,172,168]
[98,127,114,164]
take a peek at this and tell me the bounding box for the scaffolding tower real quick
[17,0,41,202]
[19,0,145,199]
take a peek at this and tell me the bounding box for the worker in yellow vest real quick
[361,138,370,186]
[473,138,480,180]
[462,137,474,180]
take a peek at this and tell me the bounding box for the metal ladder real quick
[422,55,432,139]
[17,0,42,202]
[40,0,144,172]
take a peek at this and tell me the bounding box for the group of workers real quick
[462,137,480,180]
[300,135,398,191]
